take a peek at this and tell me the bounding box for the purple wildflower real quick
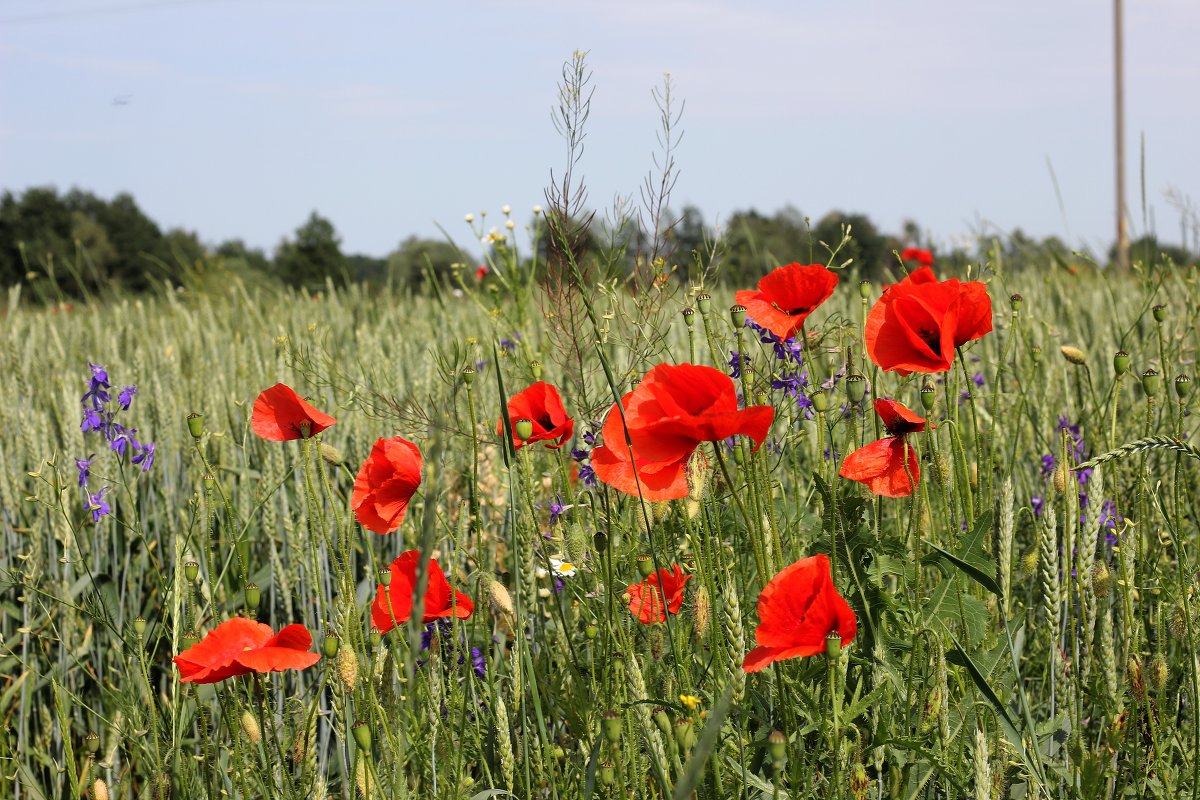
[1031,495,1044,517]
[81,408,105,433]
[76,455,94,487]
[578,463,597,488]
[1040,454,1056,477]
[86,487,111,522]
[728,351,748,379]
[471,646,486,678]
[118,385,137,410]
[132,442,156,472]
[548,497,567,525]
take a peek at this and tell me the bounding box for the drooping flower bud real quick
[240,710,262,744]
[1148,654,1169,691]
[337,646,359,691]
[93,779,110,800]
[1052,464,1067,495]
[1060,345,1087,366]
[1127,657,1145,699]
[1092,561,1111,598]
[320,442,346,466]
[1113,351,1130,376]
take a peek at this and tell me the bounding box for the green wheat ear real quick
[1074,435,1200,471]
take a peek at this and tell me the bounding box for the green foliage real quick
[274,211,348,290]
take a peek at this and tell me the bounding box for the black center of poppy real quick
[537,414,554,430]
[917,327,941,356]
[784,305,813,316]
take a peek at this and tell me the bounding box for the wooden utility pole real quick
[1114,0,1129,270]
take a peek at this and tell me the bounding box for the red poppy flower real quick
[900,247,935,268]
[352,437,422,534]
[371,550,475,632]
[838,399,926,497]
[499,381,574,450]
[626,564,692,624]
[475,264,489,281]
[251,383,337,441]
[590,363,774,501]
[174,618,320,684]
[743,554,857,672]
[734,262,839,341]
[864,266,993,375]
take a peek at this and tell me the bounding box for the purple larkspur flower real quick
[570,447,589,462]
[471,646,486,678]
[972,373,985,387]
[132,442,155,472]
[583,431,596,447]
[81,408,105,433]
[548,497,566,525]
[118,385,137,410]
[1040,454,1056,477]
[771,371,808,399]
[86,487,111,522]
[578,463,597,488]
[76,455,94,487]
[1031,495,1044,517]
[728,351,748,379]
[108,425,138,457]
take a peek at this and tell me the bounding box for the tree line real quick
[1,186,1191,302]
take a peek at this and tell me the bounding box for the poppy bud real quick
[352,720,372,752]
[1127,657,1145,699]
[845,375,866,405]
[133,616,147,636]
[825,632,842,661]
[378,567,392,587]
[1020,549,1039,578]
[767,730,786,763]
[515,418,534,442]
[920,382,936,412]
[1030,345,1042,365]
[322,632,340,658]
[1092,562,1111,598]
[602,709,622,743]
[1149,654,1169,691]
[1114,351,1130,376]
[681,307,696,328]
[729,304,747,328]
[697,293,712,314]
[370,626,382,649]
[593,530,608,553]
[184,561,199,582]
[186,412,204,440]
[93,779,109,800]
[1169,603,1189,641]
[85,731,100,754]
[1052,464,1067,495]
[652,707,671,736]
[649,628,665,661]
[320,442,346,466]
[1142,369,1161,397]
[584,623,598,640]
[599,759,616,786]
[636,553,654,578]
[462,366,475,385]
[1176,375,1192,401]
[240,710,262,744]
[1009,293,1023,311]
[733,444,745,465]
[858,280,871,299]
[811,391,829,414]
[244,583,261,610]
[1060,345,1087,366]
[337,646,358,690]
[1153,303,1167,322]
[674,718,697,751]
[182,630,200,649]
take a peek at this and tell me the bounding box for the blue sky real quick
[1,0,1197,258]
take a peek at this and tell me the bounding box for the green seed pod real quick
[1176,374,1192,401]
[584,623,598,640]
[530,361,543,380]
[352,720,372,752]
[244,583,261,610]
[184,561,199,582]
[729,304,747,328]
[1009,293,1023,312]
[681,307,696,328]
[1113,351,1130,376]
[85,731,100,754]
[598,759,616,786]
[1142,369,1162,397]
[696,293,712,314]
[462,366,475,385]
[652,707,671,737]
[636,553,654,578]
[767,730,787,763]
[920,382,936,413]
[601,710,622,743]
[182,630,200,649]
[369,626,382,649]
[322,632,340,658]
[825,632,842,661]
[186,412,204,440]
[1030,345,1042,365]
[811,391,830,414]
[673,718,697,751]
[1092,561,1111,598]
[378,567,393,587]
[858,280,871,300]
[515,418,534,442]
[845,375,866,405]
[133,616,147,636]
[1153,303,1167,322]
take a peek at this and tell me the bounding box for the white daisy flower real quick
[550,557,577,578]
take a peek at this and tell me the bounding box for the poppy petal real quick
[251,383,336,441]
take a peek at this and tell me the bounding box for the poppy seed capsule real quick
[920,383,936,412]
[85,731,100,754]
[681,307,695,327]
[768,730,787,763]
[636,553,654,578]
[133,616,146,636]
[1176,375,1192,401]
[184,561,199,582]
[584,623,598,640]
[369,626,382,648]
[697,293,712,314]
[1153,303,1167,322]
[322,632,340,658]
[186,412,204,440]
[182,630,200,649]
[378,567,392,587]
[1010,293,1023,311]
[1142,369,1162,397]
[601,710,622,743]
[858,280,871,299]
[530,361,543,380]
[1060,345,1087,366]
[352,720,371,751]
[462,366,475,385]
[729,304,747,327]
[244,583,261,610]
[1114,351,1130,376]
[598,759,616,786]
[515,418,534,441]
[811,391,830,413]
[1030,346,1042,365]
[825,632,842,660]
[674,718,697,751]
[846,375,866,404]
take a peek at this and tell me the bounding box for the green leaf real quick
[921,511,1001,596]
[672,685,734,800]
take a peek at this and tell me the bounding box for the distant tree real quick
[274,212,347,290]
[74,191,169,289]
[1112,235,1193,269]
[719,206,811,283]
[162,229,207,272]
[0,187,75,285]
[386,236,464,288]
[216,239,271,274]
[812,210,895,279]
[664,204,708,270]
